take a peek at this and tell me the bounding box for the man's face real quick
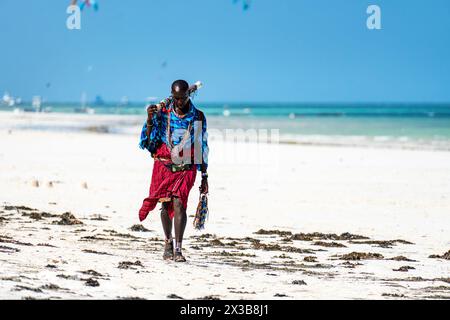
[172,86,189,109]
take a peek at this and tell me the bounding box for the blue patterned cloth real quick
[139,101,208,171]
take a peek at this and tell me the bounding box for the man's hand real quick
[200,177,208,194]
[146,104,158,120]
[145,104,157,138]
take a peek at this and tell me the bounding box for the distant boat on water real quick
[146,96,158,103]
[94,95,105,106]
[74,107,95,114]
[32,96,42,112]
[2,92,17,107]
[21,96,50,112]
[75,92,95,114]
[119,96,129,107]
[6,94,51,113]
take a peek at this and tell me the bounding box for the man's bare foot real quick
[163,239,174,260]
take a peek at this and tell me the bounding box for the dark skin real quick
[147,83,208,257]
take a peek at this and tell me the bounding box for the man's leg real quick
[161,202,172,239]
[161,202,174,260]
[173,197,187,262]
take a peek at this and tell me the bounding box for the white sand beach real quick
[0,112,449,299]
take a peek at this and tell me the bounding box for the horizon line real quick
[3,101,450,106]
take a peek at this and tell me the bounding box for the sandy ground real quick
[0,112,449,299]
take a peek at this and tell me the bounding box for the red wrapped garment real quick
[139,144,197,221]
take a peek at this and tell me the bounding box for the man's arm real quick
[139,104,158,152]
[199,113,209,194]
[146,117,153,144]
[146,104,158,143]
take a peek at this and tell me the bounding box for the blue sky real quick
[1,0,449,103]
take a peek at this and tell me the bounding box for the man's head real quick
[171,80,190,109]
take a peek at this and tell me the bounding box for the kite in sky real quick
[233,0,251,11]
[70,0,99,11]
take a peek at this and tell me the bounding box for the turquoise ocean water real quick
[2,102,450,150]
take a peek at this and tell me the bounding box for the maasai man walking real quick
[138,80,209,262]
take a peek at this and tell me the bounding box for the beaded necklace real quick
[165,104,194,156]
